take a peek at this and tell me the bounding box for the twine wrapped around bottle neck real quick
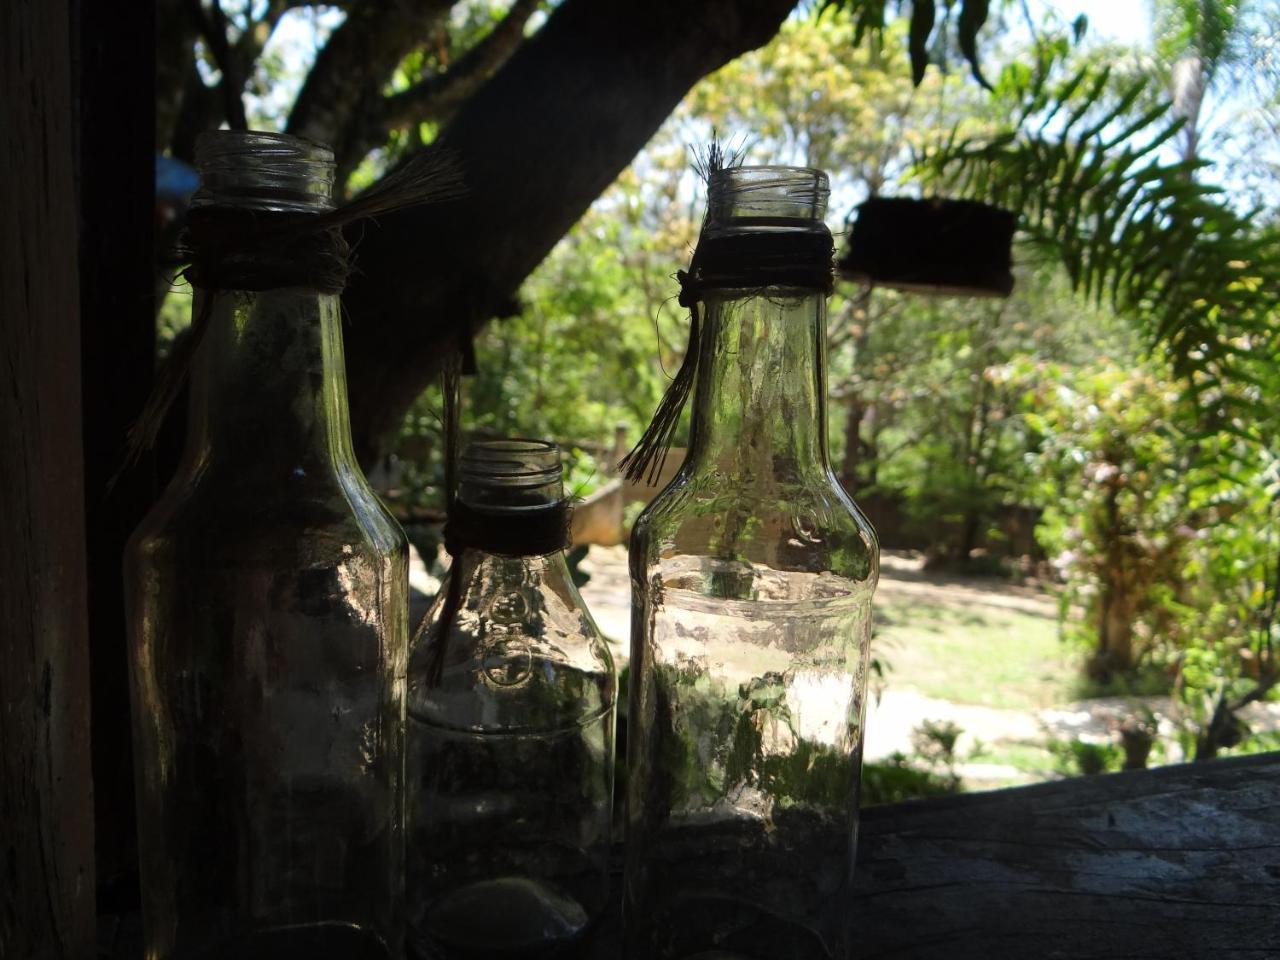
[619,219,835,486]
[180,206,353,293]
[443,499,571,559]
[123,144,463,466]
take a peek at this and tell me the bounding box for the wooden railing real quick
[586,752,1280,958]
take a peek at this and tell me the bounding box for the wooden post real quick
[75,0,157,908]
[0,0,97,956]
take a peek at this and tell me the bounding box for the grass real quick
[1066,663,1174,701]
[966,741,1059,776]
[872,593,1077,711]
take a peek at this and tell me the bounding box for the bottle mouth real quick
[191,130,336,214]
[706,165,830,226]
[459,439,563,510]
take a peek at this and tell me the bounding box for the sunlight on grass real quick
[967,742,1058,776]
[871,594,1076,710]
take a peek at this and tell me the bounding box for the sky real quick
[246,0,1272,207]
[1030,0,1151,44]
[258,1,1158,123]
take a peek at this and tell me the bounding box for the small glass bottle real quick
[124,132,408,960]
[624,167,879,960]
[407,439,616,959]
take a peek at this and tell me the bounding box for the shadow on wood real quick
[584,753,1279,958]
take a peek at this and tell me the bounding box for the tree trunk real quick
[286,0,452,160]
[840,396,868,494]
[1096,579,1139,674]
[340,0,800,461]
[1,0,97,954]
[1091,482,1138,678]
[958,508,983,561]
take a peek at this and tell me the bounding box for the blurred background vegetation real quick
[160,0,1280,791]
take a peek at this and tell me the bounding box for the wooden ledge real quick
[848,751,1280,958]
[589,753,1280,958]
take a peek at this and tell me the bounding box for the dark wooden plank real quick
[849,752,1280,959]
[585,754,1280,959]
[74,0,157,911]
[0,0,97,956]
[94,755,1279,958]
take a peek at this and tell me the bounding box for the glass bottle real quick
[124,131,408,960]
[624,167,880,960]
[407,439,616,960]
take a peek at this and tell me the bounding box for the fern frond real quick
[917,56,1279,430]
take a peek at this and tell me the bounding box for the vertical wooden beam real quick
[0,0,97,956]
[74,0,157,911]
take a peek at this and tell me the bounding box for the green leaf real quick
[920,57,1280,425]
[1077,80,1146,143]
[958,0,992,90]
[909,0,936,86]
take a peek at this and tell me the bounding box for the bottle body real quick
[125,132,408,960]
[624,168,879,960]
[407,441,616,959]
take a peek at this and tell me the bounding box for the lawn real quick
[871,589,1077,711]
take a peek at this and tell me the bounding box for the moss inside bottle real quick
[124,131,409,960]
[624,166,880,960]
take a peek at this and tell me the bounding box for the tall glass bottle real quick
[125,131,409,960]
[407,439,616,959]
[624,167,879,960]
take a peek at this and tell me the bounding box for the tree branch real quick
[286,0,454,151]
[157,0,201,150]
[333,0,542,180]
[339,0,802,462]
[160,0,292,154]
[170,58,223,162]
[231,0,294,92]
[188,0,248,129]
[382,0,540,130]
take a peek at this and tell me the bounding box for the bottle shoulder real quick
[632,470,878,586]
[407,552,617,733]
[127,461,407,571]
[411,554,613,669]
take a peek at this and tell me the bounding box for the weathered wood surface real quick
[1,0,97,956]
[587,753,1280,959]
[848,752,1280,959]
[94,755,1278,957]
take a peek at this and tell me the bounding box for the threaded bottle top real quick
[458,439,564,512]
[705,166,830,229]
[191,130,335,214]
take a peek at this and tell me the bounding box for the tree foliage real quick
[1024,358,1279,751]
[920,32,1280,432]
[157,2,1280,757]
[823,0,994,89]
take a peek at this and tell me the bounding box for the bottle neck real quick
[184,285,359,477]
[684,288,830,485]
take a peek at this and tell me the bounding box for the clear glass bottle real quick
[407,439,616,959]
[124,131,408,960]
[624,167,879,960]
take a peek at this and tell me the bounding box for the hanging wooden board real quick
[839,196,1015,298]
